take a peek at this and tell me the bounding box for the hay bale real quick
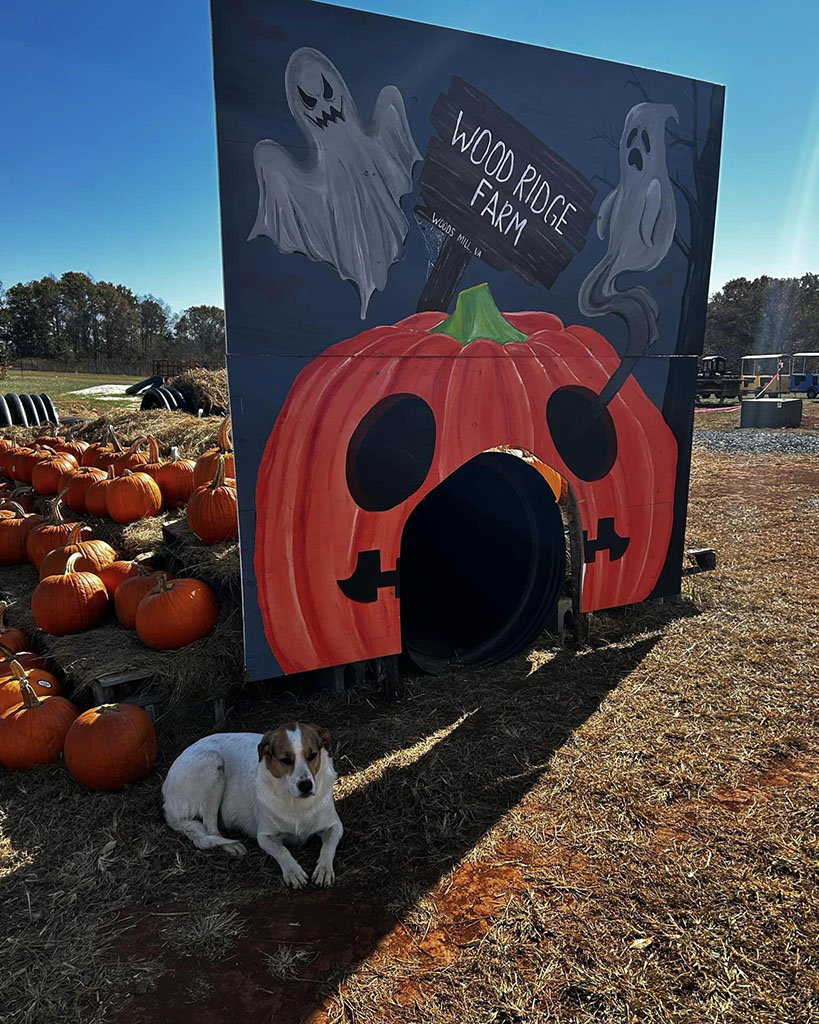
[0,562,244,704]
[169,368,229,415]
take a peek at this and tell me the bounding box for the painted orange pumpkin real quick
[254,283,678,673]
[106,470,163,523]
[194,416,235,486]
[186,455,238,545]
[64,702,157,790]
[0,680,79,769]
[0,659,61,714]
[135,575,219,650]
[38,523,117,580]
[31,552,110,635]
[154,446,196,507]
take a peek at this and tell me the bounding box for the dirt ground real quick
[1,440,818,1024]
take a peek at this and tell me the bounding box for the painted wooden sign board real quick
[210,0,724,681]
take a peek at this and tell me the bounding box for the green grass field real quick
[1,369,142,413]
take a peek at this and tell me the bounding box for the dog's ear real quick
[257,731,275,762]
[309,725,332,751]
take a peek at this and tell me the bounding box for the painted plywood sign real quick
[210,0,724,681]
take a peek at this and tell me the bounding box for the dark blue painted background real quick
[210,0,723,680]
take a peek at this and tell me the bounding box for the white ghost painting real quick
[249,47,422,318]
[578,102,679,407]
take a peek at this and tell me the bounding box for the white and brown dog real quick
[162,723,342,888]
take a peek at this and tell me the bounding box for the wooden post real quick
[416,233,472,313]
[566,490,590,645]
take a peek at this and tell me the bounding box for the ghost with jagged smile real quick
[249,47,421,318]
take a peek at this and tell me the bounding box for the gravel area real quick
[693,429,819,454]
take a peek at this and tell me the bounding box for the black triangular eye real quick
[642,130,651,153]
[322,75,334,101]
[298,86,317,109]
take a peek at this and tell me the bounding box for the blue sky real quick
[1,0,817,314]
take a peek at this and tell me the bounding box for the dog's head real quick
[257,722,332,798]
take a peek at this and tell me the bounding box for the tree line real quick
[0,272,225,370]
[2,269,816,375]
[704,273,819,371]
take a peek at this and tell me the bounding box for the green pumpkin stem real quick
[430,283,527,347]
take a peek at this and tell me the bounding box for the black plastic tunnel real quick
[400,450,566,672]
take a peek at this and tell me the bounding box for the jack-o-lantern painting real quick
[211,0,724,680]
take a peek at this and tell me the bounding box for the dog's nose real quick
[297,778,314,795]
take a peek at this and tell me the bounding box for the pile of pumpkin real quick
[0,628,156,785]
[0,418,237,646]
[0,416,237,544]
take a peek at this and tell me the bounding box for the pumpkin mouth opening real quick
[399,451,566,673]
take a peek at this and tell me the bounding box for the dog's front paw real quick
[312,860,335,887]
[281,861,308,889]
[222,840,247,858]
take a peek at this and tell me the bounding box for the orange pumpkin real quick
[0,679,79,770]
[194,416,235,486]
[111,436,153,475]
[39,523,117,579]
[135,575,219,650]
[85,465,117,517]
[62,465,107,513]
[64,703,157,790]
[186,455,238,545]
[138,436,166,479]
[0,601,29,653]
[53,428,89,463]
[154,446,196,507]
[0,503,44,564]
[31,451,79,495]
[81,425,121,466]
[95,559,142,597]
[0,659,61,714]
[106,470,162,523]
[31,552,110,635]
[0,640,46,674]
[33,427,65,448]
[7,445,38,483]
[115,568,175,628]
[26,495,89,569]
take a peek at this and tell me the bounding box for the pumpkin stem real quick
[0,602,10,629]
[63,551,84,576]
[48,492,68,524]
[217,416,232,454]
[66,522,85,545]
[154,573,171,593]
[430,283,527,347]
[1,501,28,520]
[18,678,42,709]
[209,454,227,490]
[105,424,123,453]
[125,436,148,456]
[148,436,161,463]
[169,446,181,462]
[8,659,27,683]
[97,703,120,714]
